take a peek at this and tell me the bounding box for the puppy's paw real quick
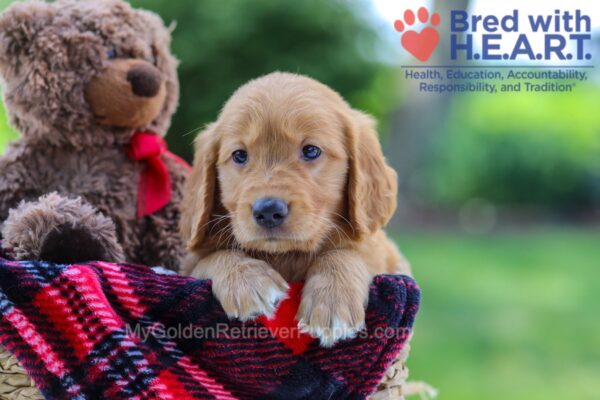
[296,285,367,347]
[213,259,288,321]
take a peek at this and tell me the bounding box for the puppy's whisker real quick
[214,221,236,248]
[197,213,231,236]
[214,224,230,244]
[224,226,241,252]
[307,213,338,249]
[330,211,354,236]
[180,125,205,138]
[206,219,228,237]
[207,224,229,243]
[217,229,235,250]
[330,222,351,243]
[310,213,351,246]
[205,213,237,248]
[324,214,352,243]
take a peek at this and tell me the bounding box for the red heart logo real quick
[401,27,439,62]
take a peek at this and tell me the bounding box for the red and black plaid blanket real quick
[0,253,419,399]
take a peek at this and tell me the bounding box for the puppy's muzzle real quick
[252,197,288,228]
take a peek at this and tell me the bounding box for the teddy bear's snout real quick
[127,63,162,98]
[85,59,167,129]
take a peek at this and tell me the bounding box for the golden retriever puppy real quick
[180,72,410,346]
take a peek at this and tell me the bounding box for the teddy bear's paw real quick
[2,193,125,264]
[39,223,114,264]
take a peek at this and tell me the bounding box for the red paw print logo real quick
[394,7,441,62]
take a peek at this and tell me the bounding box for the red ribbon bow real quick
[127,132,191,217]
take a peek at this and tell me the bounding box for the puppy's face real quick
[216,89,349,253]
[181,73,397,255]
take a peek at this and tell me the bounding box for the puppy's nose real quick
[252,197,288,228]
[127,63,162,97]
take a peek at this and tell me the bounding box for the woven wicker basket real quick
[0,345,44,400]
[0,342,435,399]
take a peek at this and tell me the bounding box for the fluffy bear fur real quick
[2,193,125,263]
[0,0,187,269]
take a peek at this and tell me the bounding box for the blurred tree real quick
[130,0,389,161]
[387,0,472,227]
[425,86,600,216]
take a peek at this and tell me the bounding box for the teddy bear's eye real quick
[106,48,117,60]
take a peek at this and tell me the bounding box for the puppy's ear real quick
[180,123,219,251]
[344,110,397,239]
[0,1,54,76]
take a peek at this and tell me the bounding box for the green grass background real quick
[400,230,600,400]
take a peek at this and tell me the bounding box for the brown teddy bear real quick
[0,0,189,270]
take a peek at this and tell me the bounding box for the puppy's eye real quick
[301,145,321,161]
[107,48,117,60]
[232,150,248,165]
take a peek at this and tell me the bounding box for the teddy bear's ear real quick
[0,1,54,75]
